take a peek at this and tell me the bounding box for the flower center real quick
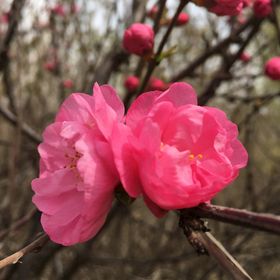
[189,153,203,160]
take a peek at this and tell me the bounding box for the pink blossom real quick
[265,57,280,80]
[147,5,158,19]
[70,3,80,14]
[240,52,251,63]
[51,4,65,17]
[0,12,9,24]
[32,83,124,245]
[176,12,189,26]
[43,61,57,72]
[193,0,244,16]
[253,0,272,18]
[112,82,248,217]
[147,77,168,91]
[63,79,74,89]
[243,0,252,7]
[123,23,154,57]
[124,76,140,93]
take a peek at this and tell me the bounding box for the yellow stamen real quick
[189,154,195,160]
[198,154,203,159]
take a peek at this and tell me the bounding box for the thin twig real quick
[179,214,253,280]
[0,233,49,270]
[137,0,189,95]
[0,209,37,241]
[0,103,41,144]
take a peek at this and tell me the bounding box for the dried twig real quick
[179,214,253,280]
[0,233,49,270]
[0,103,41,144]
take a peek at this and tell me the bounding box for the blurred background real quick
[0,0,280,279]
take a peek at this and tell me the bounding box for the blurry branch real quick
[137,0,190,94]
[218,91,280,103]
[183,203,280,235]
[153,0,167,34]
[198,19,262,105]
[0,209,37,241]
[0,0,26,71]
[170,16,255,82]
[0,104,41,144]
[124,0,168,106]
[179,215,253,280]
[272,0,280,46]
[0,233,49,270]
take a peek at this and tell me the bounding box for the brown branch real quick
[184,203,280,235]
[137,0,189,95]
[198,19,262,105]
[0,233,49,270]
[0,103,41,144]
[0,209,37,241]
[170,16,254,82]
[0,0,26,71]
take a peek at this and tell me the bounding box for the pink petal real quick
[99,85,125,121]
[111,123,143,197]
[126,90,162,130]
[92,83,123,140]
[143,194,167,218]
[156,82,197,106]
[55,93,96,124]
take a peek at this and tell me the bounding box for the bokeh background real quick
[0,0,279,279]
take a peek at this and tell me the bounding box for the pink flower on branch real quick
[176,12,190,26]
[112,83,248,217]
[50,4,66,17]
[123,23,154,57]
[147,77,169,91]
[239,52,251,63]
[63,79,74,89]
[32,83,124,245]
[124,76,140,93]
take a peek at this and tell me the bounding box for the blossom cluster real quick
[32,82,248,245]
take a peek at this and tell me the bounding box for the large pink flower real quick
[32,83,124,245]
[112,83,248,217]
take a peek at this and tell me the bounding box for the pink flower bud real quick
[176,12,189,26]
[265,57,280,80]
[147,78,168,91]
[123,23,154,56]
[147,5,158,19]
[240,52,251,63]
[63,79,74,88]
[253,0,272,18]
[43,61,57,72]
[124,76,140,92]
[0,12,9,24]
